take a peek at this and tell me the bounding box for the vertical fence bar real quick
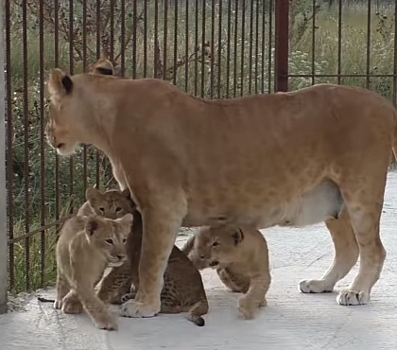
[184,0,189,91]
[82,0,88,193]
[311,0,316,85]
[254,0,259,94]
[232,0,238,97]
[200,0,206,97]
[0,0,7,313]
[133,0,138,78]
[5,0,14,292]
[22,0,31,291]
[210,0,216,98]
[194,0,199,95]
[217,0,222,98]
[366,0,371,89]
[142,0,147,77]
[337,0,342,85]
[163,0,168,81]
[240,0,246,96]
[68,0,75,211]
[248,0,254,94]
[274,0,289,92]
[173,0,178,86]
[226,0,232,98]
[39,0,46,285]
[120,0,126,76]
[267,0,273,93]
[95,0,101,188]
[154,0,159,78]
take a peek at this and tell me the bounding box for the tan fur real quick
[46,58,397,317]
[55,213,133,331]
[182,235,250,293]
[185,225,271,319]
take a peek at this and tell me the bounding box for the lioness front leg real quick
[120,207,183,318]
[238,274,271,320]
[299,208,359,294]
[75,284,117,331]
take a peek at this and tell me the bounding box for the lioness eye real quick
[212,242,219,247]
[99,207,105,212]
[115,207,122,212]
[105,239,113,245]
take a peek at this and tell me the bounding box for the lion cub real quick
[55,213,133,331]
[77,187,134,219]
[80,187,209,326]
[184,224,271,320]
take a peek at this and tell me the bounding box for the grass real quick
[6,0,396,294]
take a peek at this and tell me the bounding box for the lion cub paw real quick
[61,300,83,314]
[119,299,159,318]
[237,297,258,320]
[93,314,118,331]
[336,289,369,306]
[299,279,334,293]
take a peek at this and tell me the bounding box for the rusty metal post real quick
[274,0,289,92]
[0,0,8,314]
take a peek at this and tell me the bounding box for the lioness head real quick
[45,59,115,156]
[188,224,245,270]
[84,213,133,267]
[85,187,134,219]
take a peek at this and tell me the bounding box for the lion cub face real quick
[190,225,245,269]
[85,187,135,219]
[85,213,133,267]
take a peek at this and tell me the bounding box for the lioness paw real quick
[299,279,334,293]
[337,289,370,306]
[119,299,159,318]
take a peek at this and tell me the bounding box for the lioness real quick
[55,213,133,330]
[46,58,397,318]
[183,224,271,320]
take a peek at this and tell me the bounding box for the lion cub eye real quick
[115,207,122,212]
[99,207,105,213]
[105,239,113,245]
[122,238,127,244]
[212,241,220,247]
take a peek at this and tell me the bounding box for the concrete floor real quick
[1,172,397,350]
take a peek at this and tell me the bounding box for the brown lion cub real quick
[54,213,133,331]
[77,187,134,219]
[184,224,271,320]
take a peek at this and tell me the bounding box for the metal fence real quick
[2,0,397,308]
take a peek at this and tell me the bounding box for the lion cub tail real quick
[187,298,209,327]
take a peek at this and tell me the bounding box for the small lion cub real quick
[185,224,271,320]
[55,213,133,331]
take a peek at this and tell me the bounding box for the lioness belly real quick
[182,180,344,229]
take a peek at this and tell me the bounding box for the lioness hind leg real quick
[336,175,387,306]
[299,208,359,294]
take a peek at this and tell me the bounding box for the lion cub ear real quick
[116,213,134,235]
[48,68,73,96]
[85,187,102,203]
[85,217,100,237]
[92,58,114,76]
[232,228,244,245]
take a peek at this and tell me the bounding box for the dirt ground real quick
[1,172,396,350]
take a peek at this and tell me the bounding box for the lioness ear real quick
[48,68,73,96]
[92,58,114,76]
[85,187,102,202]
[232,228,244,245]
[116,213,134,234]
[85,217,99,236]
